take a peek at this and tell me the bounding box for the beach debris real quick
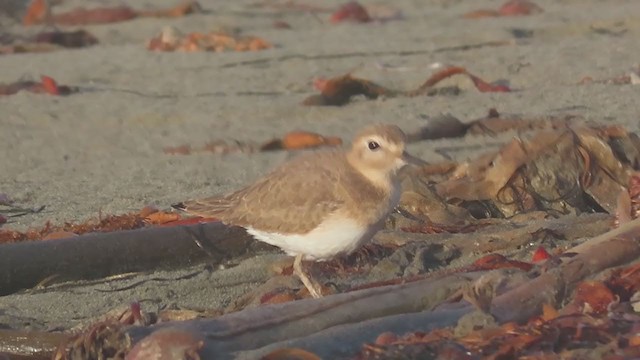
[330,1,371,23]
[157,216,220,227]
[0,204,220,243]
[262,348,322,360]
[464,0,543,19]
[530,245,551,262]
[304,74,393,106]
[0,75,76,96]
[497,0,544,16]
[53,303,148,359]
[34,29,98,48]
[400,221,486,235]
[363,3,404,23]
[303,66,511,106]
[249,0,401,23]
[359,310,638,358]
[0,194,11,206]
[431,125,638,218]
[42,231,78,240]
[614,172,640,227]
[260,288,304,306]
[463,108,584,135]
[0,329,68,359]
[0,42,60,55]
[402,108,608,145]
[470,253,533,272]
[163,140,255,155]
[164,130,342,155]
[0,207,171,243]
[0,29,98,55]
[0,213,144,244]
[0,194,12,224]
[33,304,219,359]
[0,199,45,225]
[354,222,640,359]
[141,206,181,225]
[147,26,271,53]
[21,0,49,26]
[248,0,332,14]
[272,20,292,29]
[23,0,202,26]
[579,65,640,85]
[126,328,205,360]
[262,131,343,151]
[571,280,616,315]
[162,144,193,155]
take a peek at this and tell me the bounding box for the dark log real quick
[490,217,640,323]
[0,222,264,296]
[235,306,471,359]
[124,272,477,359]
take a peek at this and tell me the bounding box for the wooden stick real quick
[490,217,640,323]
[124,272,477,357]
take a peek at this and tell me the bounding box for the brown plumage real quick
[173,123,421,242]
[173,123,424,298]
[174,149,390,234]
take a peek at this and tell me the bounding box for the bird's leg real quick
[293,254,323,299]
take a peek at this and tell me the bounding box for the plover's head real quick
[347,124,424,185]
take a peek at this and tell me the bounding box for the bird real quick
[172,123,424,298]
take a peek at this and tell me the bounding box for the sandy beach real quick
[1,0,640,357]
[2,0,639,231]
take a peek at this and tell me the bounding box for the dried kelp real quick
[303,66,511,106]
[164,130,342,155]
[431,125,638,218]
[464,0,543,19]
[23,0,202,26]
[147,27,271,53]
[0,75,76,96]
[0,29,98,55]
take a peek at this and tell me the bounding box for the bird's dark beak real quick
[401,151,428,167]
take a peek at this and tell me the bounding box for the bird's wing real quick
[176,151,350,234]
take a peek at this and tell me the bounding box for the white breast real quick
[245,215,376,261]
[246,179,402,261]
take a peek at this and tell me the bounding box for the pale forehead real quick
[353,124,407,144]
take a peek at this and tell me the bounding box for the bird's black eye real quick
[368,141,380,151]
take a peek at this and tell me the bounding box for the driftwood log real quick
[490,215,640,323]
[126,271,478,359]
[0,222,266,296]
[111,218,640,359]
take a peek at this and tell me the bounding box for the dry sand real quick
[1,0,640,340]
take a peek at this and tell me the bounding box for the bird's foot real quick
[293,254,323,299]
